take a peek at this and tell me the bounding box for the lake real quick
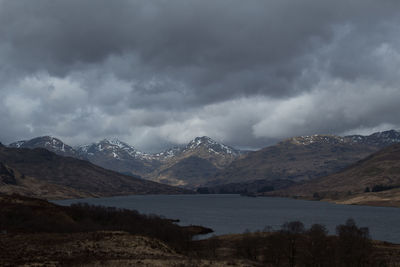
[54,194,400,243]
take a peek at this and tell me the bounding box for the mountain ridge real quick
[7,130,400,189]
[0,145,191,199]
[208,130,400,187]
[286,130,400,147]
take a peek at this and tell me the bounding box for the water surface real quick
[55,194,400,243]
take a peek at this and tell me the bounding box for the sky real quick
[1,0,400,152]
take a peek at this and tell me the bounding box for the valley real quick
[2,2,400,265]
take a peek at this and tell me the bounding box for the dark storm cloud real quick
[1,0,397,98]
[0,0,400,151]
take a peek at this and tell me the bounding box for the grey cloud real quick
[2,1,398,95]
[0,0,400,151]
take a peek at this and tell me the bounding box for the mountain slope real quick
[76,138,160,176]
[154,156,219,187]
[209,130,400,187]
[0,146,191,198]
[147,136,244,187]
[272,143,400,207]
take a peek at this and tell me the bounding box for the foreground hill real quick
[0,145,191,199]
[208,130,400,188]
[0,162,88,199]
[272,143,400,207]
[1,194,398,266]
[0,194,227,267]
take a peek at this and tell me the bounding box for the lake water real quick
[54,194,400,243]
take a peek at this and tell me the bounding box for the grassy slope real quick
[270,144,400,207]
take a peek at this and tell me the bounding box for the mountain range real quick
[7,130,400,191]
[10,135,244,188]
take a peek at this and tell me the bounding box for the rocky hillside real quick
[0,162,17,185]
[272,143,400,207]
[0,145,191,199]
[208,130,400,187]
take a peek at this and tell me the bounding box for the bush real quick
[371,184,399,192]
[335,218,373,267]
[233,219,384,266]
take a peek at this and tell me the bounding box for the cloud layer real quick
[1,0,400,151]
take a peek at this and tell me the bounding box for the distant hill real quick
[207,130,400,187]
[271,143,400,207]
[0,145,191,199]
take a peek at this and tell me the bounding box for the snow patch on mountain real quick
[76,138,158,161]
[9,136,77,157]
[289,130,400,147]
[184,136,241,156]
[10,140,26,148]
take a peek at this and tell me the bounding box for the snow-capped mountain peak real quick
[100,138,131,148]
[187,136,214,149]
[76,138,156,161]
[153,136,242,160]
[9,136,76,157]
[185,136,240,156]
